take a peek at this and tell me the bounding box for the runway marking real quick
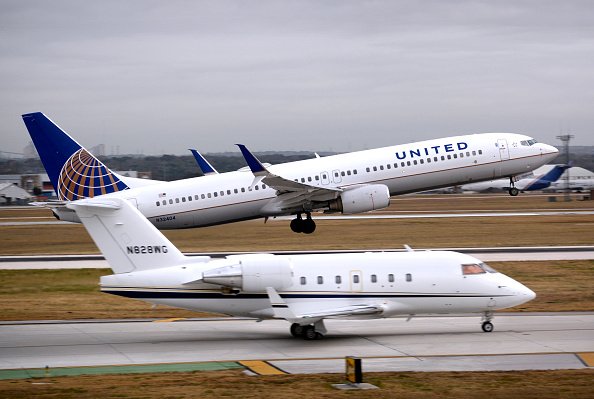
[576,352,594,367]
[153,318,187,323]
[239,360,287,375]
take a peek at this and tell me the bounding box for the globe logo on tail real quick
[57,148,128,200]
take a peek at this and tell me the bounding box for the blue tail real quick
[526,165,570,191]
[22,112,129,201]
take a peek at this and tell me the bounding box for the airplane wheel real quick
[303,326,317,340]
[302,218,316,234]
[508,187,519,196]
[481,321,494,333]
[290,218,303,233]
[290,323,304,337]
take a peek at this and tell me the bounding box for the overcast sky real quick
[1,0,593,156]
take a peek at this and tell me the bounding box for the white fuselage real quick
[100,251,535,319]
[58,132,557,228]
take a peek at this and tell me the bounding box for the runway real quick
[1,313,593,375]
[2,209,594,226]
[2,246,593,269]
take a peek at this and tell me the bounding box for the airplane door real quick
[350,270,363,292]
[497,139,510,161]
[321,171,330,185]
[332,169,342,184]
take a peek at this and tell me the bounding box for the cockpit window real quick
[520,139,538,146]
[462,262,498,275]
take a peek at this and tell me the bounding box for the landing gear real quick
[289,321,326,340]
[508,177,519,196]
[481,321,494,333]
[481,311,494,333]
[290,212,316,234]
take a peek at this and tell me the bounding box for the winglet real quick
[236,144,268,176]
[266,287,298,321]
[189,149,219,175]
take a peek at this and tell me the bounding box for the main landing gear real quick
[290,212,316,234]
[290,321,326,340]
[508,177,519,196]
[481,311,494,332]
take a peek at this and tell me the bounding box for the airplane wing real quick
[266,287,383,324]
[236,144,341,199]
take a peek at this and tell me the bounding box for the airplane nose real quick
[522,286,536,301]
[540,144,559,162]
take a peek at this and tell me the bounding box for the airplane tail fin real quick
[67,198,188,274]
[527,164,570,190]
[22,112,129,201]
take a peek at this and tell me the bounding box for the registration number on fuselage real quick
[155,215,176,222]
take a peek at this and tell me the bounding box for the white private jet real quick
[68,196,536,339]
[23,112,559,233]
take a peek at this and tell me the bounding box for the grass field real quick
[1,369,593,399]
[1,194,594,255]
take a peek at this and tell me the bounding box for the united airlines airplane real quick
[68,196,536,339]
[23,112,559,233]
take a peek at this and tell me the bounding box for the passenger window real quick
[347,170,352,175]
[169,199,173,204]
[353,170,358,175]
[472,151,476,156]
[373,166,377,172]
[427,158,431,163]
[207,193,211,198]
[453,154,458,159]
[434,157,438,162]
[380,165,384,170]
[419,159,424,164]
[175,198,180,203]
[162,200,166,205]
[317,276,323,284]
[406,273,412,282]
[371,274,377,283]
[441,156,445,161]
[227,190,231,195]
[413,160,417,165]
[220,191,224,196]
[182,197,186,202]
[335,275,342,284]
[156,201,160,206]
[460,153,464,158]
[315,175,319,180]
[255,185,259,190]
[201,194,206,199]
[353,275,360,284]
[478,150,483,155]
[393,163,398,168]
[401,162,405,167]
[388,274,394,283]
[386,164,391,169]
[407,161,411,166]
[194,195,199,200]
[241,188,245,193]
[447,155,452,160]
[213,192,218,197]
[234,189,238,194]
[300,277,306,285]
[341,171,345,176]
[466,152,470,157]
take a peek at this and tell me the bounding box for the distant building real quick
[0,183,32,205]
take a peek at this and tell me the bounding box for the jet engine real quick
[202,254,293,292]
[328,184,390,214]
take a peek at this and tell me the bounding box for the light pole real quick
[556,134,573,202]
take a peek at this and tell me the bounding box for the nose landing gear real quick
[481,311,494,332]
[508,177,519,196]
[290,212,316,234]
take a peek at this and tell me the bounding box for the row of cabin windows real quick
[155,184,268,206]
[301,273,413,285]
[365,150,483,173]
[293,169,358,184]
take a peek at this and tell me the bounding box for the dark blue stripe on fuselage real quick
[102,290,510,300]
